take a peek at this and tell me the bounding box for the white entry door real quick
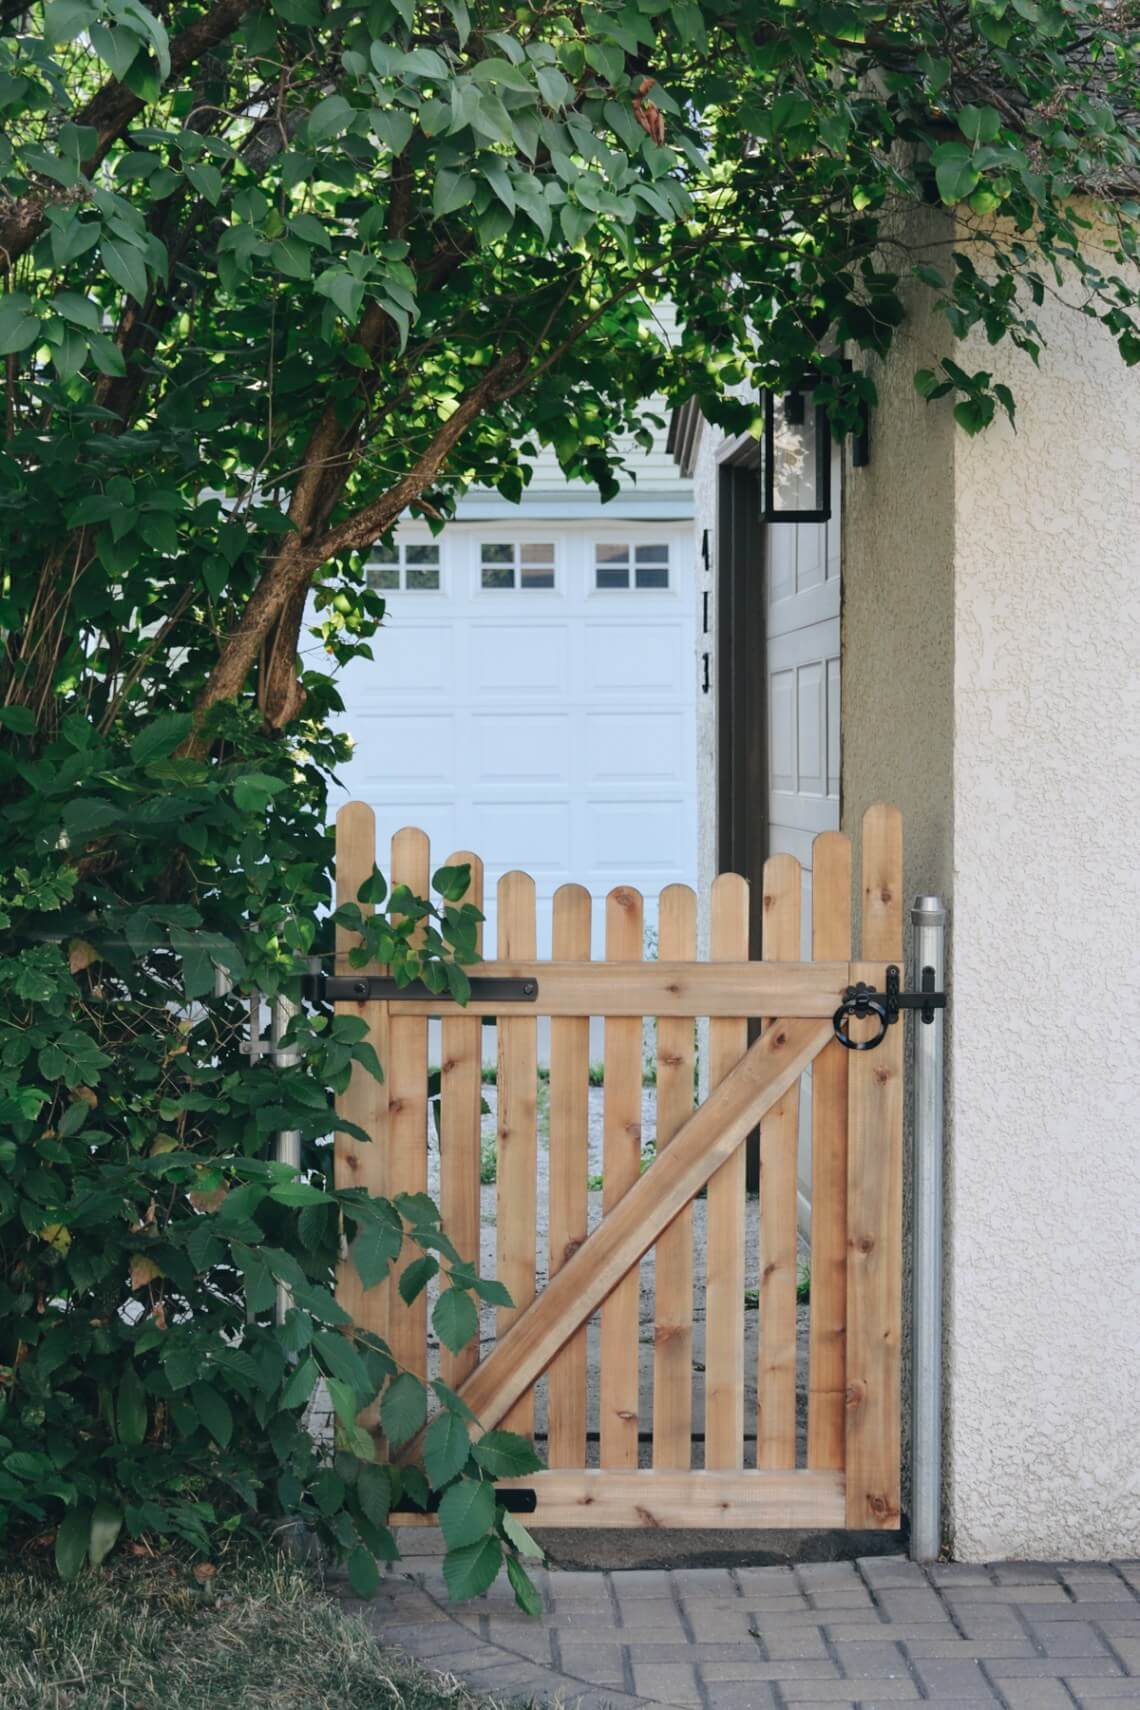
[765,446,841,1219]
[326,520,698,963]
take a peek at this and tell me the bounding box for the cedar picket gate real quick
[332,801,907,1534]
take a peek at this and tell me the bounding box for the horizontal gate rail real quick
[492,1468,846,1529]
[321,959,851,1017]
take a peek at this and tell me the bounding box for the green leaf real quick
[398,1254,438,1304]
[90,22,140,80]
[506,1553,543,1613]
[117,1364,148,1446]
[55,1506,91,1580]
[437,1476,494,1548]
[472,1429,543,1479]
[281,1355,319,1409]
[351,1225,401,1291]
[379,1371,426,1448]
[432,1287,477,1354]
[192,1382,233,1448]
[958,104,1001,145]
[357,1463,392,1526]
[269,1180,328,1206]
[424,1408,469,1488]
[101,234,149,304]
[0,295,42,355]
[502,1509,543,1558]
[0,706,36,735]
[88,1500,123,1568]
[931,143,981,206]
[434,169,477,218]
[131,712,193,764]
[308,94,355,142]
[233,770,288,812]
[347,1544,380,1596]
[185,161,224,205]
[443,1534,502,1602]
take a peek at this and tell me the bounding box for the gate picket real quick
[757,853,801,1469]
[705,873,749,1468]
[652,883,697,1469]
[601,884,645,1468]
[808,830,852,1469]
[496,869,538,1434]
[388,827,430,1381]
[846,804,904,1527]
[333,803,389,1426]
[547,884,591,1466]
[439,850,484,1388]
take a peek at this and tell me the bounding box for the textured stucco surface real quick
[947,234,1140,1560]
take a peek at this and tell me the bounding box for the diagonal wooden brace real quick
[405,1015,834,1455]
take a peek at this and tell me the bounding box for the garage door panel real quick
[346,623,454,697]
[470,624,570,696]
[584,621,685,694]
[586,798,690,873]
[471,800,571,876]
[584,710,689,783]
[345,713,455,785]
[469,712,570,785]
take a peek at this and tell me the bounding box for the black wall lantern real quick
[762,384,831,524]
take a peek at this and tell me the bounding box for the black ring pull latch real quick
[833,965,946,1051]
[832,982,890,1051]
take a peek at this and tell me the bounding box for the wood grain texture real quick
[757,854,802,1470]
[547,884,591,1467]
[845,803,904,1528]
[387,826,431,1381]
[601,885,644,1469]
[439,851,484,1389]
[496,869,538,1435]
[808,831,852,1469]
[652,884,697,1469]
[333,803,388,1424]
[443,1016,834,1450]
[493,1468,846,1529]
[328,959,848,1018]
[705,873,749,1469]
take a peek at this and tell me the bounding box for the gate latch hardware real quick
[833,965,945,1051]
[302,973,538,1005]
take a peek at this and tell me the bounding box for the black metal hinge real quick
[302,973,538,1005]
[833,965,946,1052]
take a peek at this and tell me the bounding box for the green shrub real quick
[0,709,542,1607]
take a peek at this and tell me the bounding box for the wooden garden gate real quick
[332,802,906,1533]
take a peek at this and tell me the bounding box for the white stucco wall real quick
[947,234,1140,1559]
[846,209,1140,1559]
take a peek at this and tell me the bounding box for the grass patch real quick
[0,1549,507,1710]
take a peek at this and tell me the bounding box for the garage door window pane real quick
[481,542,556,589]
[635,565,669,589]
[596,544,668,590]
[368,567,400,589]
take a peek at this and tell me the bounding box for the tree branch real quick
[0,0,254,278]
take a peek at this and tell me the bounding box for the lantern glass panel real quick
[769,390,822,517]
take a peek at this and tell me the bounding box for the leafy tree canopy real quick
[1,0,1138,729]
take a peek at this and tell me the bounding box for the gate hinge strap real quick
[832,965,946,1052]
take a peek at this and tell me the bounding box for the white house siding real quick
[844,208,1140,1559]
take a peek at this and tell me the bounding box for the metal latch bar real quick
[303,973,538,1005]
[833,964,946,1052]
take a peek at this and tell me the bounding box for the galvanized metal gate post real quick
[910,895,947,1562]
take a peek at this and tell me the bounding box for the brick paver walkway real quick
[348,1545,1140,1709]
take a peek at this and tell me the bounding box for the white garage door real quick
[329,521,698,960]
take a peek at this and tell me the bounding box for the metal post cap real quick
[911,895,946,923]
